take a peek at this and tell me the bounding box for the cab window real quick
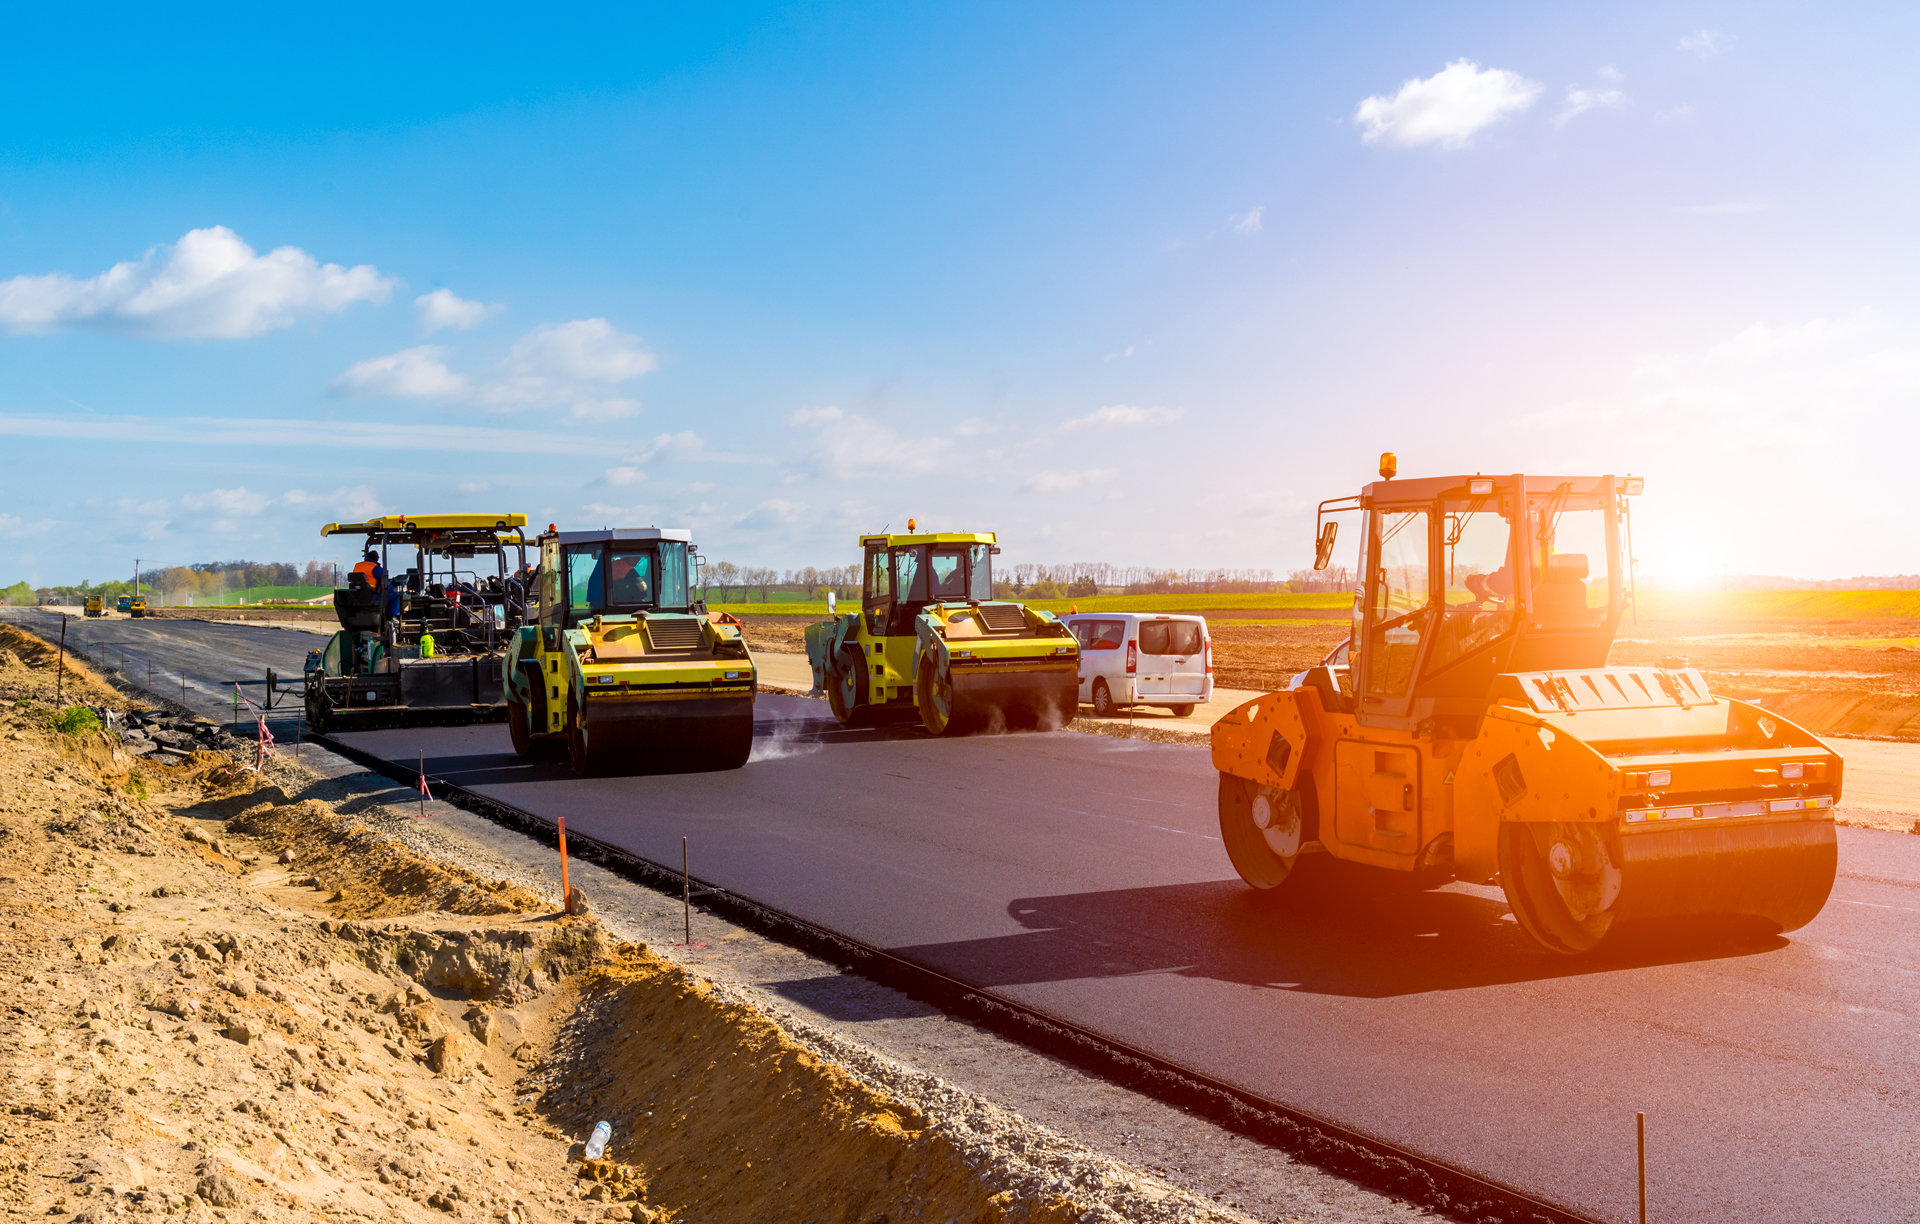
[1364,508,1430,698]
[929,549,968,599]
[1432,499,1516,671]
[892,547,923,602]
[565,545,603,614]
[864,547,891,603]
[607,551,654,606]
[969,544,993,601]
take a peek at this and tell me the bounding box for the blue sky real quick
[3,2,1918,586]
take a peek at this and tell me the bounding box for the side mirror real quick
[1314,521,1339,570]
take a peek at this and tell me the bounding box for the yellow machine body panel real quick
[322,513,528,536]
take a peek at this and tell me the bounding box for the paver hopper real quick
[304,513,531,731]
[805,528,1079,735]
[1211,460,1840,954]
[503,526,755,774]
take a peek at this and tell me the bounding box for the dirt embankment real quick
[0,622,1263,1224]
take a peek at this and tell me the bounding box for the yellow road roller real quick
[505,526,755,774]
[1211,459,1840,954]
[805,527,1079,735]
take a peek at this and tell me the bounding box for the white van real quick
[1062,613,1213,717]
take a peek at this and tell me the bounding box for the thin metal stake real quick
[682,836,691,947]
[1637,1111,1647,1224]
[558,816,572,915]
[56,615,68,706]
[418,750,426,819]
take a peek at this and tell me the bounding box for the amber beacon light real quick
[1378,452,1397,480]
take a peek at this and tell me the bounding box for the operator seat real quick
[1535,553,1591,621]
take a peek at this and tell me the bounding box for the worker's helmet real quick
[365,550,378,561]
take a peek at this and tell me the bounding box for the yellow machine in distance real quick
[84,595,104,617]
[805,528,1079,734]
[1210,462,1840,954]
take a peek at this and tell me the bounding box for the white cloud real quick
[1104,345,1137,362]
[788,407,947,479]
[332,317,656,419]
[1679,201,1770,215]
[601,466,647,487]
[1059,404,1184,432]
[953,417,994,437]
[580,503,653,522]
[1557,85,1626,126]
[1355,60,1543,149]
[1020,469,1117,494]
[0,226,394,339]
[788,406,844,427]
[1516,313,1920,448]
[416,289,494,334]
[733,499,807,531]
[1679,29,1724,57]
[456,481,490,494]
[617,432,706,469]
[1231,207,1264,235]
[1598,64,1624,83]
[330,346,469,400]
[180,486,270,518]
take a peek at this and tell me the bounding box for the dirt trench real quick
[0,620,1263,1224]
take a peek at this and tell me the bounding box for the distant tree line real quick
[4,559,345,607]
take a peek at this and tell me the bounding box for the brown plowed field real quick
[730,605,1920,739]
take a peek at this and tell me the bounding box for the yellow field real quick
[707,591,1352,617]
[1633,589,1920,620]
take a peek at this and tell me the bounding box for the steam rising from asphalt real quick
[749,708,825,762]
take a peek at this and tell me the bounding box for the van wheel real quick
[1091,679,1114,717]
[1171,704,1195,718]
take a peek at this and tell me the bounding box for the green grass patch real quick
[50,706,101,736]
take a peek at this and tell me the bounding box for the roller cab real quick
[804,529,1078,735]
[504,527,754,774]
[1210,464,1841,955]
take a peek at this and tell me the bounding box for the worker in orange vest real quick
[351,551,379,587]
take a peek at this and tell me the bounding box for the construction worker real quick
[420,628,436,658]
[351,550,379,587]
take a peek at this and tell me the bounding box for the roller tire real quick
[506,695,532,757]
[1499,821,1621,955]
[1219,773,1307,890]
[918,656,971,736]
[826,663,868,727]
[566,695,593,777]
[708,712,754,771]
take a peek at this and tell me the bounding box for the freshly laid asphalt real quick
[16,610,1920,1222]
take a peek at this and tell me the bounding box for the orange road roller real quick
[1211,459,1840,954]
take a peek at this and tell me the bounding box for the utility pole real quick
[133,559,142,597]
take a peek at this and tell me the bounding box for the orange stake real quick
[558,816,572,915]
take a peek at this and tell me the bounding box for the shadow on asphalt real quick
[880,863,1790,999]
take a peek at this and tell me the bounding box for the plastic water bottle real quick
[583,1121,611,1161]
